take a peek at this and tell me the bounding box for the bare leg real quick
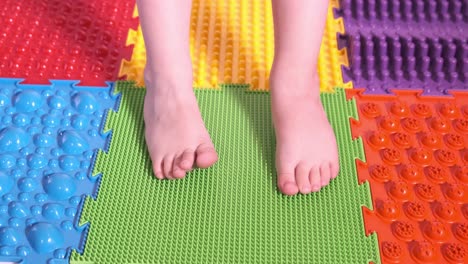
[137,0,218,180]
[271,0,339,195]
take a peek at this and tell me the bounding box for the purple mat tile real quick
[336,0,468,95]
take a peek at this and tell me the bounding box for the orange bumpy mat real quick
[347,89,468,264]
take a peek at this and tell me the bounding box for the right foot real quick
[143,69,218,180]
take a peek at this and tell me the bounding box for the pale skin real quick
[137,0,339,195]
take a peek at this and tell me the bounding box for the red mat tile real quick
[0,0,138,86]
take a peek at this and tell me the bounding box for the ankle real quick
[144,52,193,83]
[271,56,318,75]
[272,50,318,70]
[270,64,320,99]
[144,62,193,83]
[144,63,194,96]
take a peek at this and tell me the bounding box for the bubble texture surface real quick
[71,82,379,263]
[0,0,138,86]
[348,89,468,264]
[0,78,117,263]
[26,222,64,254]
[0,127,30,152]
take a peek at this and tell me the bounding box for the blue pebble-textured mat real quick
[0,78,118,263]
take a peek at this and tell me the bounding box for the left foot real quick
[270,66,339,195]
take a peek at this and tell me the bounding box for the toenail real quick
[284,182,296,190]
[302,186,311,193]
[312,186,321,192]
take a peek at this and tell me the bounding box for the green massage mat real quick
[71,82,380,263]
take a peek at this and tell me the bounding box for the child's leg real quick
[270,0,339,195]
[137,0,218,180]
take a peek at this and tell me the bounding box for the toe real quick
[309,167,321,192]
[163,156,175,180]
[277,171,299,196]
[320,163,331,187]
[179,149,195,171]
[152,158,164,180]
[172,168,186,179]
[295,163,312,194]
[195,143,218,168]
[172,155,187,179]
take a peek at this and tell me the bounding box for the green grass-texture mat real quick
[71,82,380,263]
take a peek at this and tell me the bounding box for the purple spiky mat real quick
[336,0,468,95]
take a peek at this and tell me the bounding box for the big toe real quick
[278,172,299,196]
[195,143,218,168]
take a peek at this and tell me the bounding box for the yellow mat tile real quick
[120,0,350,91]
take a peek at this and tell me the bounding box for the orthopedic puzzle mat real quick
[1,0,467,263]
[336,0,468,95]
[70,82,379,263]
[0,78,118,263]
[348,89,468,264]
[0,0,137,86]
[119,0,349,91]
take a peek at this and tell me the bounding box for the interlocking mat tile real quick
[0,79,118,263]
[0,0,138,86]
[70,82,379,263]
[336,0,468,95]
[120,0,348,91]
[347,88,468,264]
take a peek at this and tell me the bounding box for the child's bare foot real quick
[143,68,218,180]
[270,66,339,195]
